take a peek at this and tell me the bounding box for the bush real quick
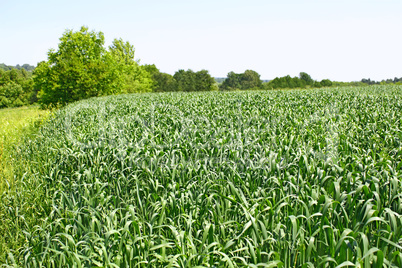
[0,83,25,108]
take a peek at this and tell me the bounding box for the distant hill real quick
[0,63,35,72]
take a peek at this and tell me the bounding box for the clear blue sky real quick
[1,0,401,81]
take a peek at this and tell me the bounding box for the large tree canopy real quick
[34,26,152,108]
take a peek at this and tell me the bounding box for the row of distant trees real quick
[143,65,218,92]
[0,63,35,72]
[361,77,402,85]
[1,26,401,109]
[263,72,333,89]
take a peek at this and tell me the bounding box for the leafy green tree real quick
[34,27,114,107]
[154,72,178,92]
[143,64,178,92]
[299,72,314,86]
[174,69,195,92]
[195,70,215,91]
[240,70,262,90]
[9,69,19,82]
[0,67,35,108]
[220,72,242,90]
[109,38,135,65]
[293,77,307,88]
[267,75,309,89]
[108,39,154,93]
[34,26,152,108]
[0,82,25,108]
[320,79,333,87]
[173,69,215,92]
[313,81,322,88]
[220,70,262,90]
[122,65,154,93]
[0,64,10,71]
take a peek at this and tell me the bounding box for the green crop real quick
[1,86,402,267]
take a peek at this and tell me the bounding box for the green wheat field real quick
[1,85,402,267]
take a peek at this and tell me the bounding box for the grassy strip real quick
[0,106,50,192]
[0,106,51,262]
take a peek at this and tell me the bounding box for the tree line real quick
[2,26,223,108]
[0,63,35,72]
[32,27,224,108]
[1,26,400,109]
[262,72,333,90]
[361,77,402,85]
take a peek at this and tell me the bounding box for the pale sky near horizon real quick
[1,0,401,81]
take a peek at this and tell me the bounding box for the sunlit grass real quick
[0,106,51,262]
[0,106,50,193]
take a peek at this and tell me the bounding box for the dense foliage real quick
[220,70,262,91]
[33,27,154,108]
[0,63,35,72]
[0,68,36,108]
[31,26,218,108]
[143,65,218,93]
[264,72,333,90]
[2,85,402,267]
[361,77,402,85]
[174,69,216,92]
[143,64,178,92]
